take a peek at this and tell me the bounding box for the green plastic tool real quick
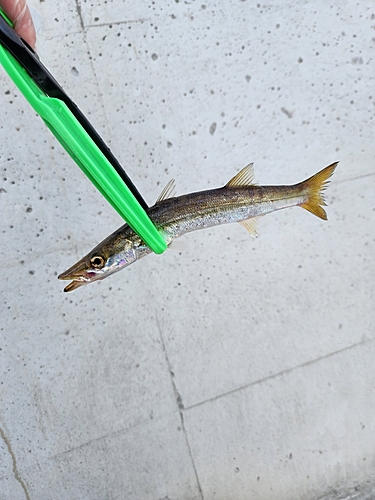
[0,9,166,254]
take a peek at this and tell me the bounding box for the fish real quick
[58,161,338,292]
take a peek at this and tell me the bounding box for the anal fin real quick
[239,216,260,237]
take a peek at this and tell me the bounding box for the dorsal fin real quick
[156,179,177,203]
[239,216,260,237]
[226,163,256,187]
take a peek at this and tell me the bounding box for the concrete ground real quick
[0,1,374,499]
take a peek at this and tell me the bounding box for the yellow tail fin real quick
[299,162,338,220]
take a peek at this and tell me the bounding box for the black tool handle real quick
[0,14,149,210]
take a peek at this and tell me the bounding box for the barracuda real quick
[58,161,338,292]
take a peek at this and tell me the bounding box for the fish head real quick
[58,238,138,292]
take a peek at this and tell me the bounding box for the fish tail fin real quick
[298,162,338,220]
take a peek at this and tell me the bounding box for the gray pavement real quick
[0,1,374,499]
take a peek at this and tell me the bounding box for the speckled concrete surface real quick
[0,1,374,499]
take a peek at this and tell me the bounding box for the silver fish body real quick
[151,185,303,238]
[58,162,338,292]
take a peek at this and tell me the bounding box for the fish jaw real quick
[63,280,88,292]
[58,256,105,292]
[58,246,140,292]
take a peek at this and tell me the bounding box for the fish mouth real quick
[58,259,93,292]
[61,279,87,292]
[58,272,90,293]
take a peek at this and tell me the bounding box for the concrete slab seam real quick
[69,0,114,159]
[184,336,375,412]
[48,409,177,461]
[0,422,31,500]
[74,0,84,32]
[85,18,151,29]
[155,310,205,500]
[334,172,375,185]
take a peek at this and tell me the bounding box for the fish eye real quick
[90,255,105,269]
